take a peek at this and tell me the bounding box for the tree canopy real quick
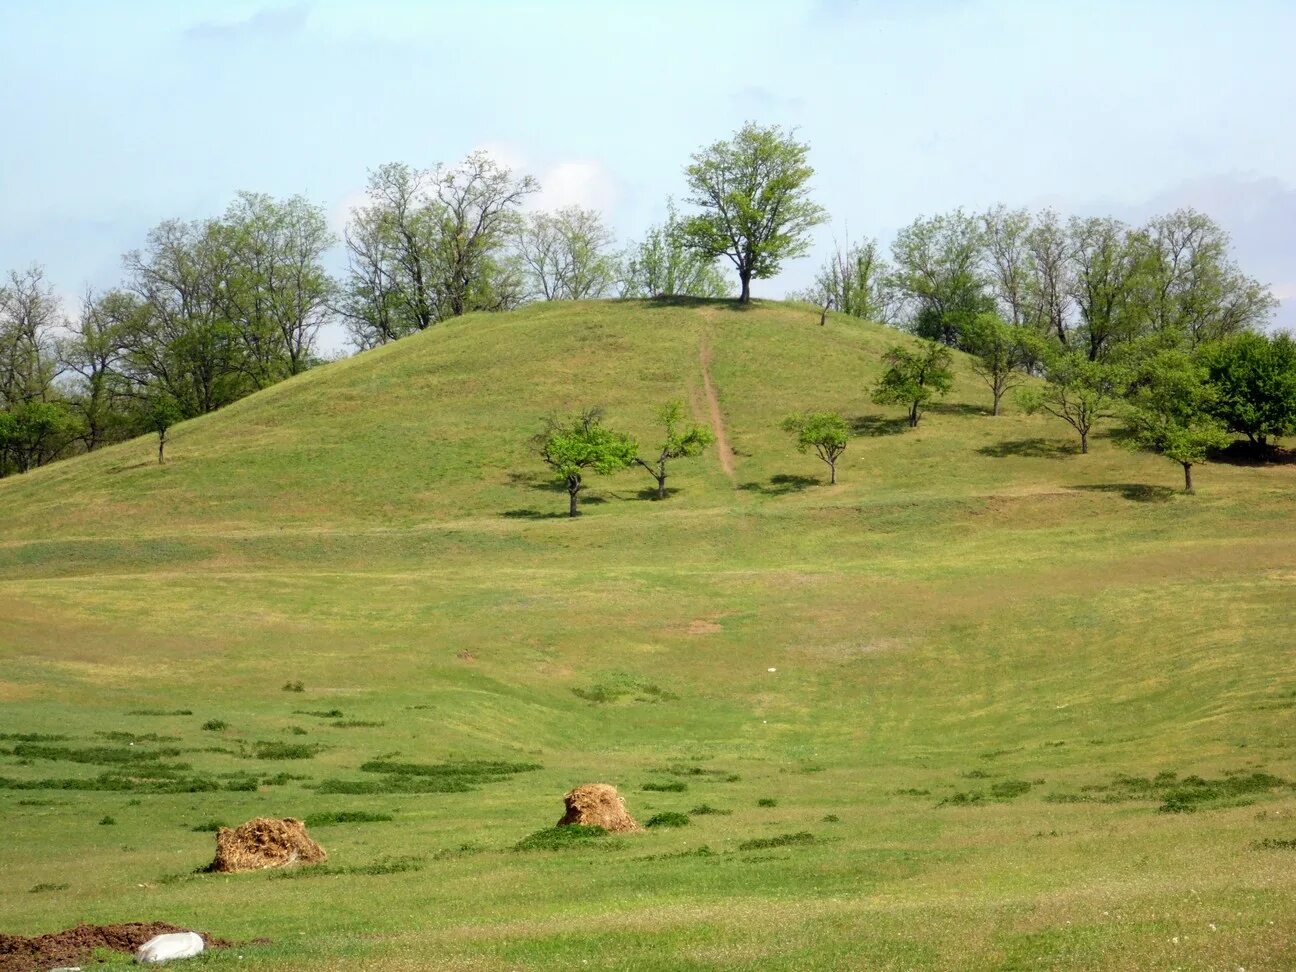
[872,341,955,428]
[681,123,826,303]
[783,412,849,484]
[537,408,638,517]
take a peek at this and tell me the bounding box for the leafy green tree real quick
[121,218,250,415]
[145,393,183,464]
[537,408,638,517]
[1201,331,1296,447]
[635,401,713,499]
[620,199,730,299]
[889,210,992,347]
[341,154,536,348]
[1121,350,1230,492]
[57,291,132,451]
[1017,351,1124,454]
[1132,210,1276,346]
[1067,216,1146,362]
[0,400,77,475]
[215,191,336,382]
[681,123,827,303]
[962,312,1036,416]
[0,265,60,408]
[982,205,1034,326]
[517,206,618,301]
[783,412,849,484]
[792,238,895,324]
[872,341,955,428]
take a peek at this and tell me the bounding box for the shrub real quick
[689,804,732,816]
[642,780,687,792]
[757,797,778,808]
[201,720,228,732]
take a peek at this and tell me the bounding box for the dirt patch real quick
[557,783,641,832]
[208,817,326,873]
[685,619,723,635]
[0,922,227,972]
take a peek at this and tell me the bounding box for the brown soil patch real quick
[686,619,723,635]
[208,817,326,873]
[0,922,227,972]
[557,783,641,832]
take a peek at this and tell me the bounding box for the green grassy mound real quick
[0,299,1292,969]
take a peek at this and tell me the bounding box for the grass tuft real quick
[689,804,732,816]
[738,832,815,851]
[514,825,621,851]
[645,811,691,828]
[304,810,394,827]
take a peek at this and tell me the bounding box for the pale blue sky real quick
[2,0,1294,349]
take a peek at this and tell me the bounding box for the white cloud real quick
[328,187,370,235]
[533,160,619,214]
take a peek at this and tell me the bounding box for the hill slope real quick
[1,300,1293,971]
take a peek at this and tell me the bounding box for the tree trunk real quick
[1182,462,1194,494]
[829,461,836,485]
[992,389,1002,416]
[909,403,920,428]
[567,475,581,517]
[1080,431,1088,454]
[656,474,666,500]
[158,431,166,464]
[739,271,751,304]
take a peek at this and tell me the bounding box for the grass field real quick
[1,299,1293,970]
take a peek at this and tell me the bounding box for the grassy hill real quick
[1,299,1293,970]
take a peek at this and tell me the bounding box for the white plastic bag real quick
[134,931,205,964]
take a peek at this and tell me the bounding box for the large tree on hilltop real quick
[681,123,826,303]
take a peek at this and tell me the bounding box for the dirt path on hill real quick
[698,331,735,481]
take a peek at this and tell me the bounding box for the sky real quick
[2,0,1294,352]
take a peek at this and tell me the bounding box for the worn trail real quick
[698,331,735,481]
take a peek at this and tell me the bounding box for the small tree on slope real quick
[1017,351,1124,454]
[146,393,183,464]
[783,412,850,484]
[1122,350,1230,493]
[872,341,954,428]
[635,401,713,500]
[962,312,1035,416]
[537,408,637,517]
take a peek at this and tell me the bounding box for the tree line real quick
[2,122,1288,480]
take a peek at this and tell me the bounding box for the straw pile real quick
[208,817,326,873]
[556,783,641,832]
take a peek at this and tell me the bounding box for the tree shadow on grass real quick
[506,471,565,493]
[637,295,764,314]
[1069,483,1175,503]
[927,401,990,417]
[850,415,909,437]
[1210,442,1296,467]
[978,438,1078,459]
[501,495,607,520]
[737,473,820,496]
[626,486,681,502]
